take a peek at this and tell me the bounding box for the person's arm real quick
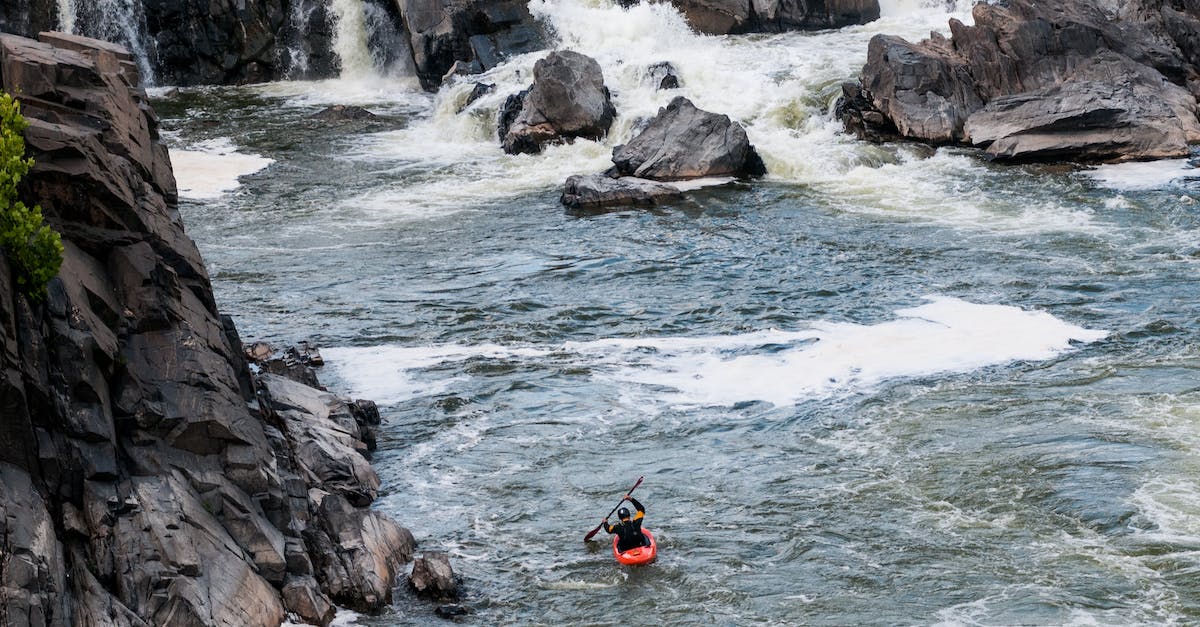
[602,519,614,534]
[627,496,645,521]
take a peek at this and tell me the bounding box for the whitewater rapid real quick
[158,0,1200,623]
[323,297,1108,408]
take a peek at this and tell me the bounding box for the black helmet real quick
[617,507,631,520]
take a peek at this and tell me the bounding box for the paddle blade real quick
[583,524,602,542]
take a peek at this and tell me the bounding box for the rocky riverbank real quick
[842,0,1200,162]
[0,32,433,626]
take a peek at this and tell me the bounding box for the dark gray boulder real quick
[853,0,1200,162]
[668,0,879,35]
[612,96,766,180]
[561,174,683,208]
[500,50,617,155]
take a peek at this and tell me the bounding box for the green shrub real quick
[0,93,62,300]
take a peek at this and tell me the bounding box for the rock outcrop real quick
[666,0,879,35]
[559,96,764,208]
[848,0,1200,162]
[560,174,684,209]
[409,552,459,601]
[0,32,416,626]
[499,50,616,155]
[399,0,547,90]
[612,96,766,180]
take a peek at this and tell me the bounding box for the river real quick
[154,0,1200,624]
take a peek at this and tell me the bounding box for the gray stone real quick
[612,96,767,180]
[500,50,616,155]
[560,174,683,208]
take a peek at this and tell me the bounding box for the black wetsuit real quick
[603,496,648,552]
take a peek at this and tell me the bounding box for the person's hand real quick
[602,518,608,525]
[623,494,631,501]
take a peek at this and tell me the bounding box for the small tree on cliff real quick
[0,92,62,299]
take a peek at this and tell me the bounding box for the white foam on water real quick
[1082,159,1200,191]
[169,138,274,200]
[668,177,736,191]
[251,77,427,108]
[824,149,1104,235]
[284,608,360,627]
[323,297,1107,408]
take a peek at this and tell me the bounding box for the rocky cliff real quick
[0,32,416,626]
[845,0,1200,162]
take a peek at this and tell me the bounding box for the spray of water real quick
[56,0,75,34]
[330,0,376,78]
[67,0,157,83]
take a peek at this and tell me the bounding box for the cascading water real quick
[59,0,156,83]
[283,0,416,80]
[55,0,74,35]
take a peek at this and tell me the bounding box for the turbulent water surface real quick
[155,0,1200,624]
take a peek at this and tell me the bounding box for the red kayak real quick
[613,529,657,565]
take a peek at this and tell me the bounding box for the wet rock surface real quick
[853,0,1200,162]
[0,32,423,626]
[560,174,683,209]
[612,96,767,180]
[500,50,617,155]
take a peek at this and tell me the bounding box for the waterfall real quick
[56,0,75,34]
[283,0,415,80]
[59,0,156,84]
[330,0,376,79]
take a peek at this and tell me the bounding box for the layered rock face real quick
[666,0,879,35]
[400,0,546,90]
[0,32,415,626]
[499,50,616,155]
[849,0,1200,162]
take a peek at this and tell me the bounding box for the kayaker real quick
[602,495,648,551]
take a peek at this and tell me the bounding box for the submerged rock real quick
[308,105,378,122]
[560,174,683,208]
[646,61,681,90]
[500,50,616,155]
[612,96,766,180]
[853,0,1200,162]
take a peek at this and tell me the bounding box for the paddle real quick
[584,476,644,542]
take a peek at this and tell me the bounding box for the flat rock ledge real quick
[0,32,427,627]
[561,174,683,208]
